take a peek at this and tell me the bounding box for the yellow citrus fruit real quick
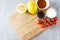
[17,3,27,13]
[27,0,37,14]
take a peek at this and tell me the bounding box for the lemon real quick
[17,3,27,13]
[27,0,37,14]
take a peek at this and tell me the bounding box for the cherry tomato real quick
[46,18,50,22]
[41,24,45,28]
[49,22,53,26]
[45,23,50,27]
[54,17,58,21]
[37,20,41,24]
[50,18,54,22]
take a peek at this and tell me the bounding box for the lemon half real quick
[17,3,27,13]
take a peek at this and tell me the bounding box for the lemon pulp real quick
[17,3,27,13]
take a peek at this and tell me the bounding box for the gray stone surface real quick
[0,0,60,40]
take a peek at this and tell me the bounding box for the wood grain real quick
[9,12,45,40]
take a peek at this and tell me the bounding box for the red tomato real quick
[37,20,41,24]
[46,18,50,22]
[41,24,45,28]
[45,23,50,27]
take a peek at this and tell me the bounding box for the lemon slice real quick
[17,3,27,13]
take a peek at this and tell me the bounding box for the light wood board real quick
[9,12,45,40]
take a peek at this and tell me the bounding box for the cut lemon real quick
[17,3,27,13]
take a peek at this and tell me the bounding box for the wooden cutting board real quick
[9,12,45,40]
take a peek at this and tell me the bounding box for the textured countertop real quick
[0,0,60,40]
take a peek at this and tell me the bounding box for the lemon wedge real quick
[17,3,27,13]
